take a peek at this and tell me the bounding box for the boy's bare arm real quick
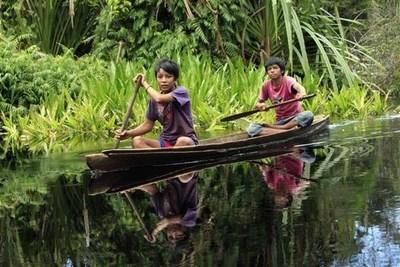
[115,119,154,140]
[292,82,307,98]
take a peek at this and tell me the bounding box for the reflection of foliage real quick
[0,168,178,265]
[2,171,89,265]
[2,120,400,265]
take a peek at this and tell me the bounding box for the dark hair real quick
[155,59,180,79]
[264,57,285,74]
[167,230,192,253]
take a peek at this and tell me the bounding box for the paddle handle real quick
[115,80,141,149]
[124,192,154,239]
[114,78,154,241]
[220,93,316,122]
[267,93,315,110]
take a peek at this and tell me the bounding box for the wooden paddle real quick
[116,78,154,242]
[115,79,141,148]
[220,93,316,122]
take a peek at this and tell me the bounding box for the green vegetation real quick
[1,0,399,157]
[0,0,384,86]
[0,46,390,157]
[357,0,400,95]
[1,1,400,265]
[0,37,106,115]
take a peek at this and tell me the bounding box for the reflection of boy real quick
[138,173,197,245]
[260,154,308,209]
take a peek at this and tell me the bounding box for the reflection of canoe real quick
[88,147,295,195]
[86,115,329,172]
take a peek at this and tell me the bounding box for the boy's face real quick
[156,68,176,93]
[166,224,185,242]
[274,194,290,209]
[267,64,283,79]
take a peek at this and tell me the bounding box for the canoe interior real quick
[104,115,328,154]
[86,115,329,171]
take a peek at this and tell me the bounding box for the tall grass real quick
[239,0,371,90]
[0,54,390,157]
[25,0,97,55]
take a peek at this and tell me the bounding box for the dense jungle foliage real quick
[0,0,400,157]
[1,2,400,265]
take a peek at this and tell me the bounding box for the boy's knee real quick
[247,123,264,137]
[132,136,143,147]
[296,111,314,128]
[175,136,194,146]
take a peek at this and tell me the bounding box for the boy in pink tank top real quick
[247,57,313,137]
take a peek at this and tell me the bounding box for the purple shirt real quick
[146,86,197,144]
[151,176,198,227]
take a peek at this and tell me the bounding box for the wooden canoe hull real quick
[86,115,329,171]
[88,146,296,195]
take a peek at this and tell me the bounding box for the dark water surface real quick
[1,115,400,267]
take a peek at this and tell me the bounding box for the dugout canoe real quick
[86,115,329,172]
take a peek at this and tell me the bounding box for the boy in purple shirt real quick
[115,59,198,148]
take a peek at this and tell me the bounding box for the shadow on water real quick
[1,115,400,266]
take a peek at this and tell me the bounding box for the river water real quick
[1,115,400,266]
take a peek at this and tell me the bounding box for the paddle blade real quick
[220,109,259,122]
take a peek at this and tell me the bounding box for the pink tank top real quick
[258,76,301,121]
